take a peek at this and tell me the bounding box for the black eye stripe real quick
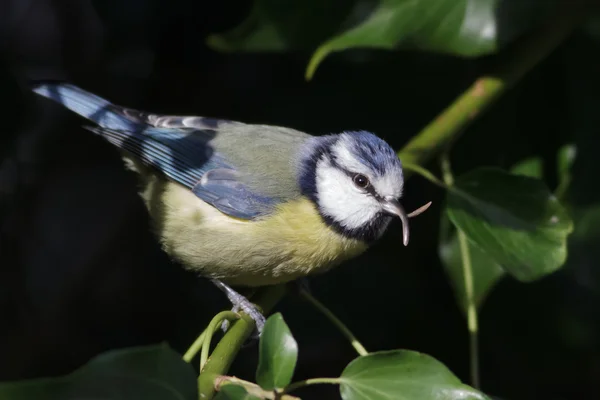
[365,184,379,198]
[324,150,381,199]
[340,168,380,198]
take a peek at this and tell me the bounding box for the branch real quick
[196,1,591,397]
[198,285,286,398]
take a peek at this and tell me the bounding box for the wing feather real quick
[32,82,304,219]
[86,125,278,219]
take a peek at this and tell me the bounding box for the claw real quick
[211,279,265,336]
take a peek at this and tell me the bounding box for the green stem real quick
[440,154,454,187]
[441,154,479,389]
[401,162,448,189]
[457,229,479,388]
[183,328,209,363]
[197,285,287,399]
[300,288,368,356]
[399,0,590,168]
[554,176,571,202]
[283,377,342,394]
[200,311,239,371]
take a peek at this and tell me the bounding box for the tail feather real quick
[31,83,138,131]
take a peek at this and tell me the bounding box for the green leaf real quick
[0,343,197,400]
[207,1,356,53]
[439,225,505,312]
[446,167,573,282]
[207,0,554,79]
[556,143,576,198]
[306,0,511,79]
[339,350,490,400]
[510,156,543,178]
[214,385,262,400]
[256,313,298,390]
[439,157,547,312]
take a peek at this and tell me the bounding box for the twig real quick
[198,285,286,399]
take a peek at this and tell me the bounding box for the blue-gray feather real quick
[33,84,140,131]
[32,83,307,219]
[192,168,282,218]
[342,131,403,176]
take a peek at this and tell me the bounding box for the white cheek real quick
[316,160,380,229]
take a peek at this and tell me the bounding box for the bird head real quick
[299,131,429,244]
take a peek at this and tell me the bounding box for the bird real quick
[31,82,431,334]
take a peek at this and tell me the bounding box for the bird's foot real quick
[210,279,265,338]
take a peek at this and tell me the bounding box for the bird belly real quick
[144,179,368,287]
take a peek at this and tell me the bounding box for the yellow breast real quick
[140,177,368,287]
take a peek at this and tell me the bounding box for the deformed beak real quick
[381,198,410,246]
[381,198,432,246]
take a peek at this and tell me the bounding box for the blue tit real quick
[32,83,431,332]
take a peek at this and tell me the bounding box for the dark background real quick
[1,1,599,399]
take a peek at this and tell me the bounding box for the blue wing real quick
[32,83,281,219]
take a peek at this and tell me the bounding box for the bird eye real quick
[352,173,370,189]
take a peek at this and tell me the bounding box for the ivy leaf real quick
[207,0,555,79]
[256,313,298,390]
[0,344,197,400]
[438,153,560,313]
[339,350,490,400]
[207,0,355,52]
[510,156,544,179]
[556,143,576,198]
[446,167,573,282]
[305,0,554,79]
[439,224,505,312]
[439,156,550,311]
